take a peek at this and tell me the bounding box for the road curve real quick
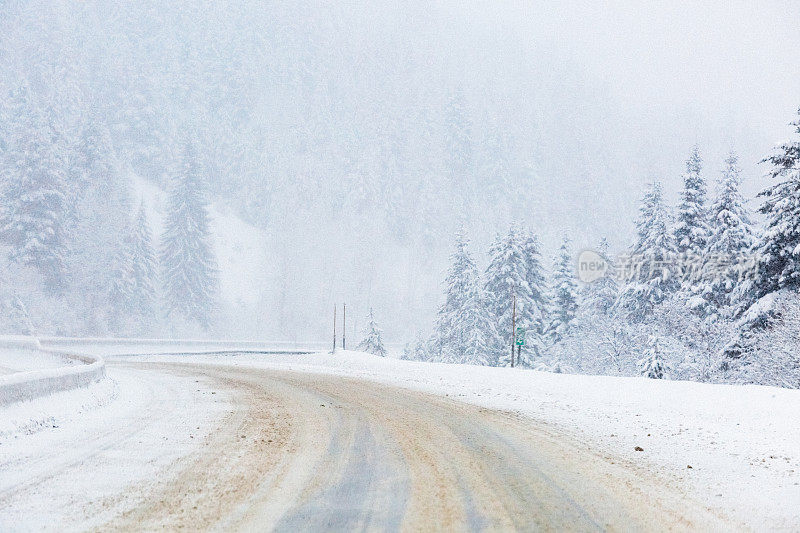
[107,362,732,531]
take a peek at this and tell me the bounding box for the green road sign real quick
[515,327,526,346]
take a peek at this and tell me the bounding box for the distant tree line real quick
[0,85,219,336]
[409,110,800,389]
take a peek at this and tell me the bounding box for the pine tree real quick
[128,202,158,331]
[358,308,387,357]
[160,139,220,330]
[483,225,531,366]
[108,239,133,333]
[547,236,579,342]
[747,109,800,302]
[674,147,710,256]
[431,230,496,364]
[406,334,430,362]
[519,229,549,348]
[401,343,414,361]
[617,182,677,321]
[108,202,157,335]
[583,238,618,316]
[701,152,754,314]
[431,229,470,359]
[0,87,68,293]
[638,335,669,379]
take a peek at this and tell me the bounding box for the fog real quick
[1,0,799,341]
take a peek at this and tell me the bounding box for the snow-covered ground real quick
[120,349,800,529]
[2,346,798,529]
[0,347,74,375]
[0,364,230,531]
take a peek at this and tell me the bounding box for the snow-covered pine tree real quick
[638,334,669,379]
[616,181,678,321]
[460,291,498,366]
[127,201,158,332]
[358,308,387,357]
[701,152,753,315]
[108,234,133,333]
[401,343,414,361]
[583,238,618,316]
[484,225,531,366]
[0,87,68,293]
[745,109,800,303]
[108,201,158,335]
[406,334,431,362]
[519,229,549,361]
[431,230,468,360]
[727,291,800,388]
[547,236,579,342]
[674,147,710,256]
[160,139,220,331]
[674,148,713,312]
[431,230,495,364]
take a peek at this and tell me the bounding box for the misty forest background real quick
[1,1,799,388]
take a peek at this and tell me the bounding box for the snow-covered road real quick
[1,351,799,530]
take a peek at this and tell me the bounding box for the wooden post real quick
[333,304,337,353]
[342,303,346,350]
[511,293,516,368]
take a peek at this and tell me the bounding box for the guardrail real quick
[37,337,331,356]
[0,335,388,407]
[0,337,106,407]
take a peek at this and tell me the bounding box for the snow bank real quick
[0,337,106,407]
[0,377,116,437]
[126,349,800,529]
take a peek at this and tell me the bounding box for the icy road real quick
[1,360,736,531]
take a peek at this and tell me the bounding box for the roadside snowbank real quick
[0,376,116,437]
[124,350,800,529]
[0,336,106,406]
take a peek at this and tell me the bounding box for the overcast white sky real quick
[562,2,795,172]
[448,0,800,234]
